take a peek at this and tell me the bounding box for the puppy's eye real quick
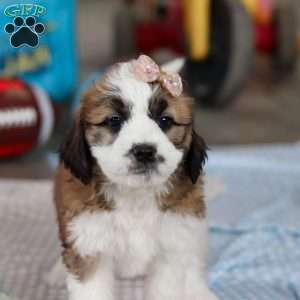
[159,115,174,131]
[106,115,123,130]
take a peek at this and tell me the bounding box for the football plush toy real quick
[0,79,54,158]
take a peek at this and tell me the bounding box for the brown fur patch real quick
[149,88,193,150]
[165,95,193,126]
[159,170,206,218]
[149,88,193,124]
[80,82,129,146]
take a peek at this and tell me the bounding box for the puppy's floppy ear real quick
[185,130,208,184]
[60,116,94,185]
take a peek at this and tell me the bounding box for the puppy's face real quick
[61,60,207,188]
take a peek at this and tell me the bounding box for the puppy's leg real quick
[64,250,115,300]
[145,260,218,300]
[145,217,218,300]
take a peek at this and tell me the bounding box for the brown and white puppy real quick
[54,57,218,300]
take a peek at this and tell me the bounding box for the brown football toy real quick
[0,79,54,158]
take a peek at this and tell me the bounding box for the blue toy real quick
[0,0,78,103]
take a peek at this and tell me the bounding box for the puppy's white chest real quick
[112,207,161,277]
[69,191,162,278]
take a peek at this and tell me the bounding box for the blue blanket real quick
[206,144,300,299]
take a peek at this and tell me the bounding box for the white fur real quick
[69,185,161,277]
[67,256,115,300]
[91,62,183,188]
[67,186,218,300]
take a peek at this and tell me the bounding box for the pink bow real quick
[132,55,183,97]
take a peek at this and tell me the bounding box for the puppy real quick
[54,55,218,300]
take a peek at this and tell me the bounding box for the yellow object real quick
[241,0,257,17]
[183,0,210,60]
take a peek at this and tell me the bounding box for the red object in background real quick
[136,21,184,55]
[0,79,54,158]
[136,0,185,56]
[256,24,276,53]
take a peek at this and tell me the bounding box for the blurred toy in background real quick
[0,0,78,157]
[0,79,54,158]
[244,0,298,71]
[0,0,78,103]
[114,0,299,107]
[114,0,253,107]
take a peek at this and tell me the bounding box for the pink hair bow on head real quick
[132,55,183,97]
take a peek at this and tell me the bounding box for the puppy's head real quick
[60,58,207,188]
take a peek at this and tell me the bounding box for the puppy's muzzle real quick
[131,144,157,164]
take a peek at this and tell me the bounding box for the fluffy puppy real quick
[54,56,218,300]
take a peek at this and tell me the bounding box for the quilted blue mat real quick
[206,143,300,299]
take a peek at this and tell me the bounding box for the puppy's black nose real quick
[131,144,157,164]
